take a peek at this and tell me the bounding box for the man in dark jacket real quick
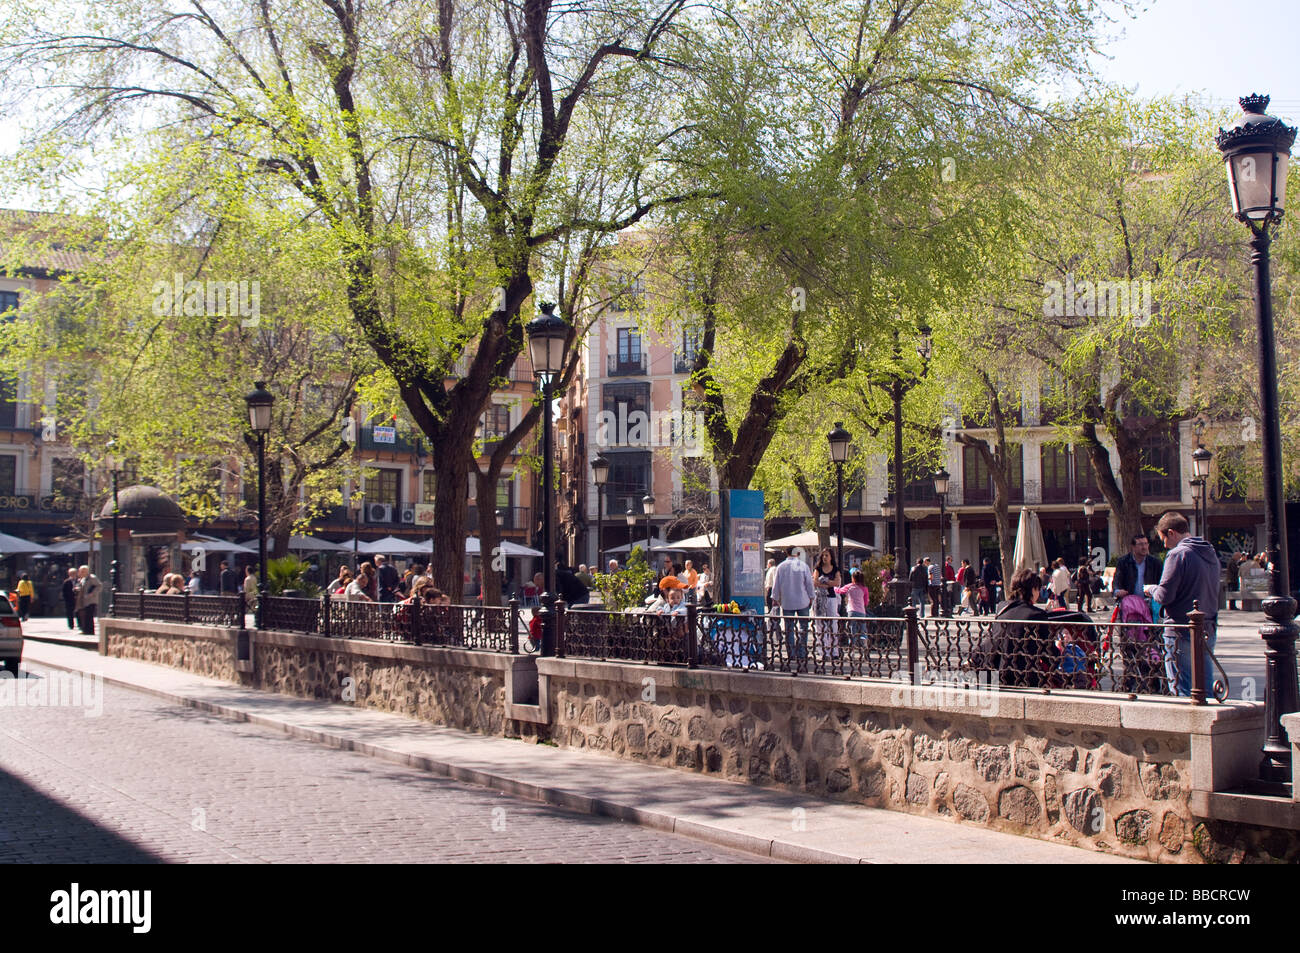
[1112,533,1163,601]
[219,560,239,594]
[909,559,930,617]
[375,555,401,602]
[1149,512,1220,697]
[62,568,78,630]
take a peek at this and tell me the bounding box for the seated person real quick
[659,587,687,616]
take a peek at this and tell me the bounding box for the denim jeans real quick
[782,607,810,660]
[1163,620,1217,697]
[911,588,927,617]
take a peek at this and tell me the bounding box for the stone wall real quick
[102,620,514,736]
[538,659,1287,864]
[103,620,240,682]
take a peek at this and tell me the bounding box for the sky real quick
[1093,0,1300,123]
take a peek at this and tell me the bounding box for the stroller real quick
[1102,594,1167,695]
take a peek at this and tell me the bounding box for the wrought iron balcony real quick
[607,353,647,377]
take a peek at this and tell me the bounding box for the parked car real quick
[0,594,22,674]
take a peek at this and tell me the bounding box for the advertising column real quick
[719,489,764,614]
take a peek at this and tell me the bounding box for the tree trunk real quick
[432,458,471,603]
[476,466,502,607]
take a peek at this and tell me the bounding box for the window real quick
[481,403,511,442]
[605,451,650,512]
[0,291,18,318]
[617,327,641,363]
[51,458,85,501]
[602,381,650,418]
[496,478,513,510]
[0,455,15,495]
[422,471,437,503]
[367,468,402,507]
[1041,445,1071,502]
[0,376,16,429]
[1139,426,1180,500]
[962,444,1023,503]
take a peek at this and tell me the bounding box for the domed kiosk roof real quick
[96,484,187,533]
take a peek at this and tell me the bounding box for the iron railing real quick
[548,602,1225,704]
[110,589,245,627]
[261,595,320,634]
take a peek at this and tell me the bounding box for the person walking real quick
[771,548,815,663]
[242,564,258,613]
[763,558,777,611]
[15,573,33,621]
[219,559,239,594]
[1075,562,1094,613]
[74,565,102,635]
[374,554,401,602]
[61,568,78,630]
[926,557,943,616]
[1226,552,1242,610]
[909,558,929,618]
[813,549,842,655]
[979,557,1001,614]
[1049,558,1072,609]
[1149,511,1220,698]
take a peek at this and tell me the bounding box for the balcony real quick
[607,353,647,377]
[673,352,698,374]
[468,504,531,533]
[671,489,719,512]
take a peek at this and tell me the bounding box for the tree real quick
[0,198,372,556]
[2,0,714,599]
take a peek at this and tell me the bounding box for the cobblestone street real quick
[0,665,760,863]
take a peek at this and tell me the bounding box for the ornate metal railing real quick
[110,590,246,627]
[261,596,321,634]
[548,601,1225,704]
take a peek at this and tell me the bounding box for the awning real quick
[0,531,56,556]
[765,530,874,552]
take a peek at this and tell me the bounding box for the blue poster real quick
[721,489,764,614]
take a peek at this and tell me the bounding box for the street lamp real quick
[527,302,569,655]
[1216,93,1298,792]
[1191,444,1212,538]
[592,453,610,573]
[1082,497,1096,571]
[932,468,950,615]
[350,492,363,565]
[245,381,274,630]
[642,493,655,556]
[105,439,122,591]
[827,422,851,591]
[886,320,933,592]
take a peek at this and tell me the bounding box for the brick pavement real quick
[0,674,758,864]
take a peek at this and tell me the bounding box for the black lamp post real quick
[105,439,121,591]
[1082,497,1095,572]
[642,493,655,556]
[932,468,950,615]
[1191,444,1212,538]
[350,492,362,566]
[592,453,610,573]
[626,507,637,562]
[1216,93,1299,793]
[527,302,569,655]
[245,381,274,630]
[827,421,851,597]
[888,322,932,586]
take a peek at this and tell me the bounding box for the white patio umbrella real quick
[765,530,874,552]
[186,534,257,555]
[46,539,101,555]
[0,531,55,556]
[239,535,350,552]
[357,536,431,555]
[1012,508,1048,574]
[668,532,718,550]
[465,537,543,558]
[604,538,685,555]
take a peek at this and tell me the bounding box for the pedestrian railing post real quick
[554,598,567,659]
[319,592,329,637]
[686,602,698,669]
[138,587,146,621]
[1189,600,1207,706]
[905,605,920,686]
[183,589,191,625]
[508,598,520,654]
[411,600,423,646]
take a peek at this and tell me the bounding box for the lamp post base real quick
[1249,594,1299,795]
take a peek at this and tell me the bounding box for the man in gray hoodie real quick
[1148,511,1219,697]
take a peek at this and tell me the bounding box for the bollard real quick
[1189,600,1207,706]
[537,595,554,658]
[138,587,146,621]
[554,598,567,658]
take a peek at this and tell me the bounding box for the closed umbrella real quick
[1012,508,1048,575]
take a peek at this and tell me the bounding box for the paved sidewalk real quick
[17,640,1138,864]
